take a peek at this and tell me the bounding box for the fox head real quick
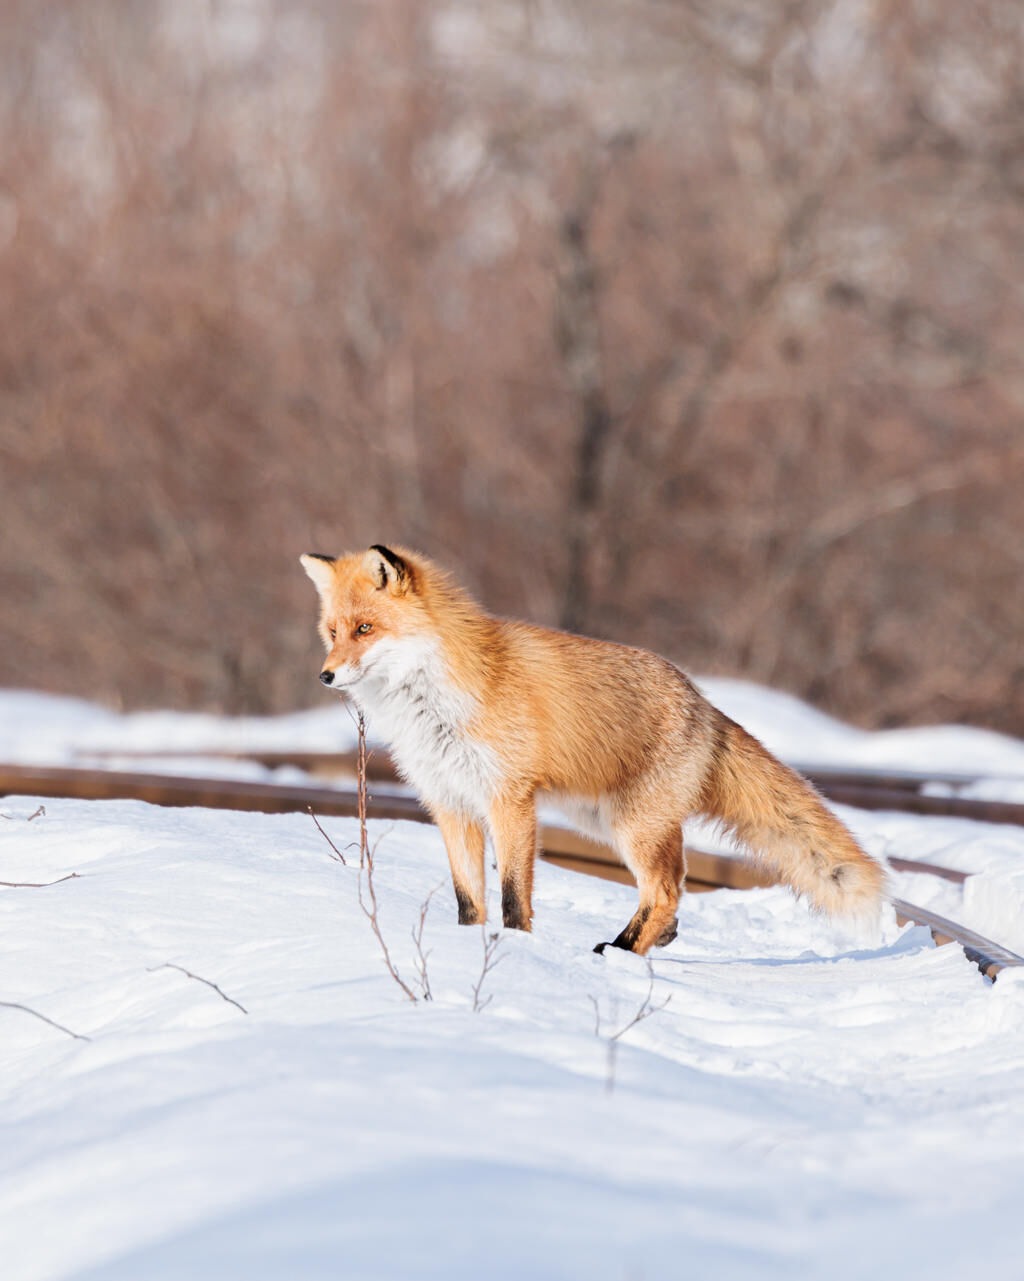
[300,544,433,692]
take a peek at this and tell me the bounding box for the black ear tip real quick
[370,544,408,581]
[304,553,336,565]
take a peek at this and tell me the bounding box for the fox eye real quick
[355,622,373,636]
[328,625,337,641]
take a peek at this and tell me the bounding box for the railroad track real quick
[3,761,1021,980]
[76,747,1024,827]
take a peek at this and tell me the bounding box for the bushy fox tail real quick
[696,711,887,917]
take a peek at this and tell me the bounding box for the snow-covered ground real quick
[3,684,1024,1280]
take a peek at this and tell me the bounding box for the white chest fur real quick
[350,636,499,820]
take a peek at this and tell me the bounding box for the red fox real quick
[301,545,886,954]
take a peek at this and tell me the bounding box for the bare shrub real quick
[471,930,504,1014]
[412,884,444,1003]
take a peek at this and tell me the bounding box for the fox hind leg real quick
[595,824,684,955]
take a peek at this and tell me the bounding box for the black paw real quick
[500,880,530,932]
[593,937,633,955]
[455,887,482,926]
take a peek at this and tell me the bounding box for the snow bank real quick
[2,798,1024,1280]
[698,677,1024,778]
[0,690,358,766]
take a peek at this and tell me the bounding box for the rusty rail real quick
[806,782,1024,825]
[3,761,1021,978]
[890,899,1022,981]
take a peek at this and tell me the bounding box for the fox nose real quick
[319,670,334,686]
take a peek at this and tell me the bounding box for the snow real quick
[699,676,1024,779]
[0,690,359,765]
[3,683,1024,1279]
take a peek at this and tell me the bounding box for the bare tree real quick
[1,0,1023,735]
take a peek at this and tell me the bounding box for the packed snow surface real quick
[3,684,1024,1280]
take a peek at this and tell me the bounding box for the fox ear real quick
[364,544,409,592]
[300,553,336,597]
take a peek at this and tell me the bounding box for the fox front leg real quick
[434,808,487,925]
[488,796,537,931]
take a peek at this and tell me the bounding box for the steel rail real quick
[4,763,1019,977]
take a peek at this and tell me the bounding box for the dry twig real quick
[349,709,418,1003]
[0,1000,90,1041]
[412,883,443,1002]
[147,962,248,1014]
[1,805,46,822]
[0,873,79,887]
[471,929,504,1013]
[345,703,371,870]
[592,959,671,1093]
[308,806,347,864]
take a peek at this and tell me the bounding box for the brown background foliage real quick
[1,0,1022,732]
